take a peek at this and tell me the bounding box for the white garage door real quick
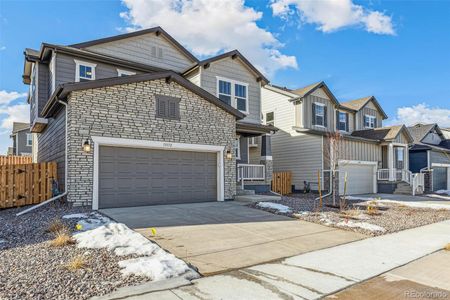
[339,162,376,195]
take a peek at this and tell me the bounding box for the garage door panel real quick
[339,162,375,195]
[99,146,218,208]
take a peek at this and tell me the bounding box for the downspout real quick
[16,99,68,216]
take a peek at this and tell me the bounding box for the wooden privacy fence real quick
[0,162,57,209]
[271,171,292,195]
[0,155,32,166]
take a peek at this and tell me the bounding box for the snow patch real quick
[118,256,192,281]
[62,213,88,219]
[435,190,450,196]
[73,214,196,281]
[427,194,450,201]
[336,220,386,233]
[257,202,291,213]
[346,196,450,210]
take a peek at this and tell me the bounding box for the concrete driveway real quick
[101,202,364,275]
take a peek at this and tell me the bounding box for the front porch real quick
[235,121,276,194]
[378,142,424,195]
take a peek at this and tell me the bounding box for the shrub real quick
[445,243,450,251]
[50,231,75,247]
[47,219,67,234]
[66,255,87,271]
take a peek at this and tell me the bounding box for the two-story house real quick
[22,27,275,209]
[8,122,32,156]
[408,123,450,191]
[261,81,417,196]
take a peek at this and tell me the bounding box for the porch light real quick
[226,148,233,160]
[83,139,91,153]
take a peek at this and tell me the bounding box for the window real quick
[74,60,96,82]
[364,115,376,128]
[338,111,348,132]
[26,133,32,147]
[266,112,274,126]
[248,137,258,147]
[313,103,327,127]
[117,69,136,77]
[395,147,404,169]
[217,77,249,113]
[218,80,232,105]
[156,95,180,120]
[234,137,241,159]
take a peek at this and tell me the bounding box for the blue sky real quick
[1,0,450,154]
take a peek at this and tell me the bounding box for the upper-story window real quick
[312,102,327,127]
[26,133,32,147]
[364,115,376,129]
[337,111,348,132]
[117,69,136,77]
[266,112,274,126]
[75,60,96,82]
[217,77,249,114]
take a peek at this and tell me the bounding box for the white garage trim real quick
[91,136,225,210]
[338,160,378,194]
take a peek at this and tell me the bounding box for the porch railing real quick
[237,164,265,181]
[377,168,424,195]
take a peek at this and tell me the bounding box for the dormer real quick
[340,96,388,131]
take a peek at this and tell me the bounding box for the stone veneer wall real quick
[66,79,237,205]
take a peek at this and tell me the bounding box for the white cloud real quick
[0,90,27,105]
[271,0,395,35]
[0,104,30,130]
[388,103,450,127]
[0,46,6,51]
[120,0,298,76]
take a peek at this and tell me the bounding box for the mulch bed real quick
[252,193,450,236]
[0,202,148,300]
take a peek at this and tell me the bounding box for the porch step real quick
[236,186,255,196]
[393,182,413,195]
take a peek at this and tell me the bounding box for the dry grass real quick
[47,219,67,234]
[50,231,75,247]
[444,243,450,251]
[65,255,87,271]
[340,208,364,220]
[366,201,381,216]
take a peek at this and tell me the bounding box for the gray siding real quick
[237,137,249,164]
[55,53,141,85]
[37,107,66,192]
[338,139,381,164]
[356,101,383,130]
[38,63,49,117]
[394,131,410,144]
[84,32,193,72]
[201,57,261,124]
[17,131,32,155]
[300,94,335,132]
[185,69,201,86]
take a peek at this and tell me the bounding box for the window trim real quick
[364,114,376,129]
[313,102,326,127]
[117,69,136,77]
[235,137,241,160]
[265,111,274,126]
[74,59,97,82]
[26,133,32,147]
[216,76,249,114]
[338,111,348,132]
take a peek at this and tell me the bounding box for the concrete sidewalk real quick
[121,220,450,300]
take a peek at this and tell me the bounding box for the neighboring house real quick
[408,123,450,191]
[22,27,275,209]
[9,122,32,156]
[261,82,416,195]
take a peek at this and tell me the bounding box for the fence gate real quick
[271,171,292,195]
[0,162,57,209]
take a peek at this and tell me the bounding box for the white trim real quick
[431,163,450,168]
[117,69,136,76]
[364,114,376,129]
[91,136,225,210]
[26,133,32,147]
[338,160,378,193]
[74,59,97,82]
[49,51,56,94]
[427,150,431,169]
[261,155,273,161]
[216,76,249,114]
[235,136,241,160]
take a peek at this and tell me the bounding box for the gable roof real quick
[291,81,339,105]
[340,96,388,119]
[11,122,30,134]
[42,71,245,120]
[351,125,413,143]
[183,50,269,85]
[407,123,443,143]
[70,27,199,63]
